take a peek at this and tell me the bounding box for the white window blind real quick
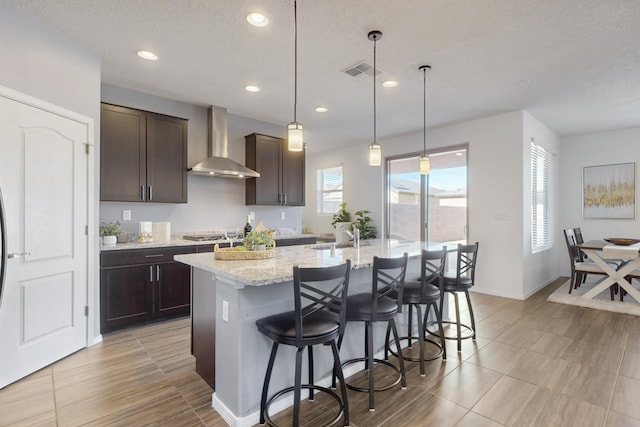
[317,166,343,214]
[531,143,552,252]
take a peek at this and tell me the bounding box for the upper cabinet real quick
[245,133,305,206]
[100,103,188,203]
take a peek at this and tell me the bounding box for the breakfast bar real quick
[175,240,430,427]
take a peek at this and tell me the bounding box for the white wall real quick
[522,111,562,297]
[559,126,640,272]
[305,110,547,299]
[0,1,102,338]
[100,84,303,234]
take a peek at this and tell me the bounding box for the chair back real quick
[371,253,408,317]
[293,260,351,347]
[420,247,447,299]
[563,228,582,263]
[573,227,584,245]
[453,242,479,289]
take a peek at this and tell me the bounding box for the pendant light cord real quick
[373,36,377,144]
[293,0,298,123]
[423,67,426,156]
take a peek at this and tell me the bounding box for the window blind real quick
[531,143,552,252]
[317,166,343,214]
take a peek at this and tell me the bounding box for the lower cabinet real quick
[100,246,196,333]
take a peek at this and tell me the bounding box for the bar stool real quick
[386,248,447,376]
[256,261,351,427]
[427,242,479,353]
[337,254,408,411]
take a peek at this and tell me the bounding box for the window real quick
[317,166,343,214]
[531,142,552,252]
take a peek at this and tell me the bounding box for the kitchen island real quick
[175,240,432,427]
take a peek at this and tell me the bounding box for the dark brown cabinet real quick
[100,246,195,333]
[100,103,188,203]
[245,133,305,206]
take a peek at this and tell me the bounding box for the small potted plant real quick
[243,230,275,251]
[99,221,124,246]
[352,209,377,239]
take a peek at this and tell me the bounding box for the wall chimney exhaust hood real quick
[189,105,260,178]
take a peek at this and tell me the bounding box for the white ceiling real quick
[9,0,640,153]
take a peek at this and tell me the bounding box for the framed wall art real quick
[583,162,635,219]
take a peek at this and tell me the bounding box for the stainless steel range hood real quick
[189,105,260,178]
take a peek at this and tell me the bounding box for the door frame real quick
[384,143,469,243]
[0,84,97,346]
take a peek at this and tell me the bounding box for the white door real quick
[0,90,90,388]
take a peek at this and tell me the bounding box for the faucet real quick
[339,224,360,248]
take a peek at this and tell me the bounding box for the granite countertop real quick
[100,233,319,252]
[174,239,426,288]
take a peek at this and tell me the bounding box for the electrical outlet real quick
[222,300,229,323]
[122,210,131,221]
[250,211,255,220]
[280,211,285,220]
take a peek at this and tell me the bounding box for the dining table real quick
[578,239,640,302]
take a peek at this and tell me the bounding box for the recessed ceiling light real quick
[315,106,328,113]
[244,85,260,93]
[137,50,158,61]
[247,13,268,27]
[455,152,464,156]
[382,80,398,88]
[517,78,531,85]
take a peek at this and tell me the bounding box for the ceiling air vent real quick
[343,62,383,77]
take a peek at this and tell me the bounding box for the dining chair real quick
[256,261,351,427]
[563,228,619,299]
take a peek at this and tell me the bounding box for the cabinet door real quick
[146,113,188,203]
[155,261,192,319]
[100,264,153,333]
[282,146,305,206]
[100,104,146,202]
[246,133,282,205]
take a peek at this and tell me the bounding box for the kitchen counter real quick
[174,239,425,288]
[175,239,435,426]
[100,233,319,251]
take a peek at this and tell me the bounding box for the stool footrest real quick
[341,357,402,392]
[426,320,475,341]
[264,384,345,427]
[388,336,444,361]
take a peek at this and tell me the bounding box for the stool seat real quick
[346,293,397,318]
[401,281,440,302]
[257,311,340,346]
[443,276,472,290]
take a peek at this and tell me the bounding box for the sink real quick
[308,242,368,250]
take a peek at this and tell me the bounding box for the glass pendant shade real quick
[419,155,431,174]
[287,122,303,151]
[369,142,382,166]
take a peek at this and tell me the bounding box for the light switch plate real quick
[222,300,229,323]
[280,211,285,220]
[122,210,131,221]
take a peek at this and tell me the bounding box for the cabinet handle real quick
[140,185,145,201]
[144,254,163,258]
[148,185,153,201]
[156,265,160,282]
[277,193,281,204]
[283,193,287,205]
[149,265,153,282]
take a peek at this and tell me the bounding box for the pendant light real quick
[419,65,432,174]
[368,30,382,166]
[287,1,303,152]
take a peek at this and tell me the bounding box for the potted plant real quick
[352,210,377,239]
[243,230,275,251]
[99,221,124,246]
[331,203,352,244]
